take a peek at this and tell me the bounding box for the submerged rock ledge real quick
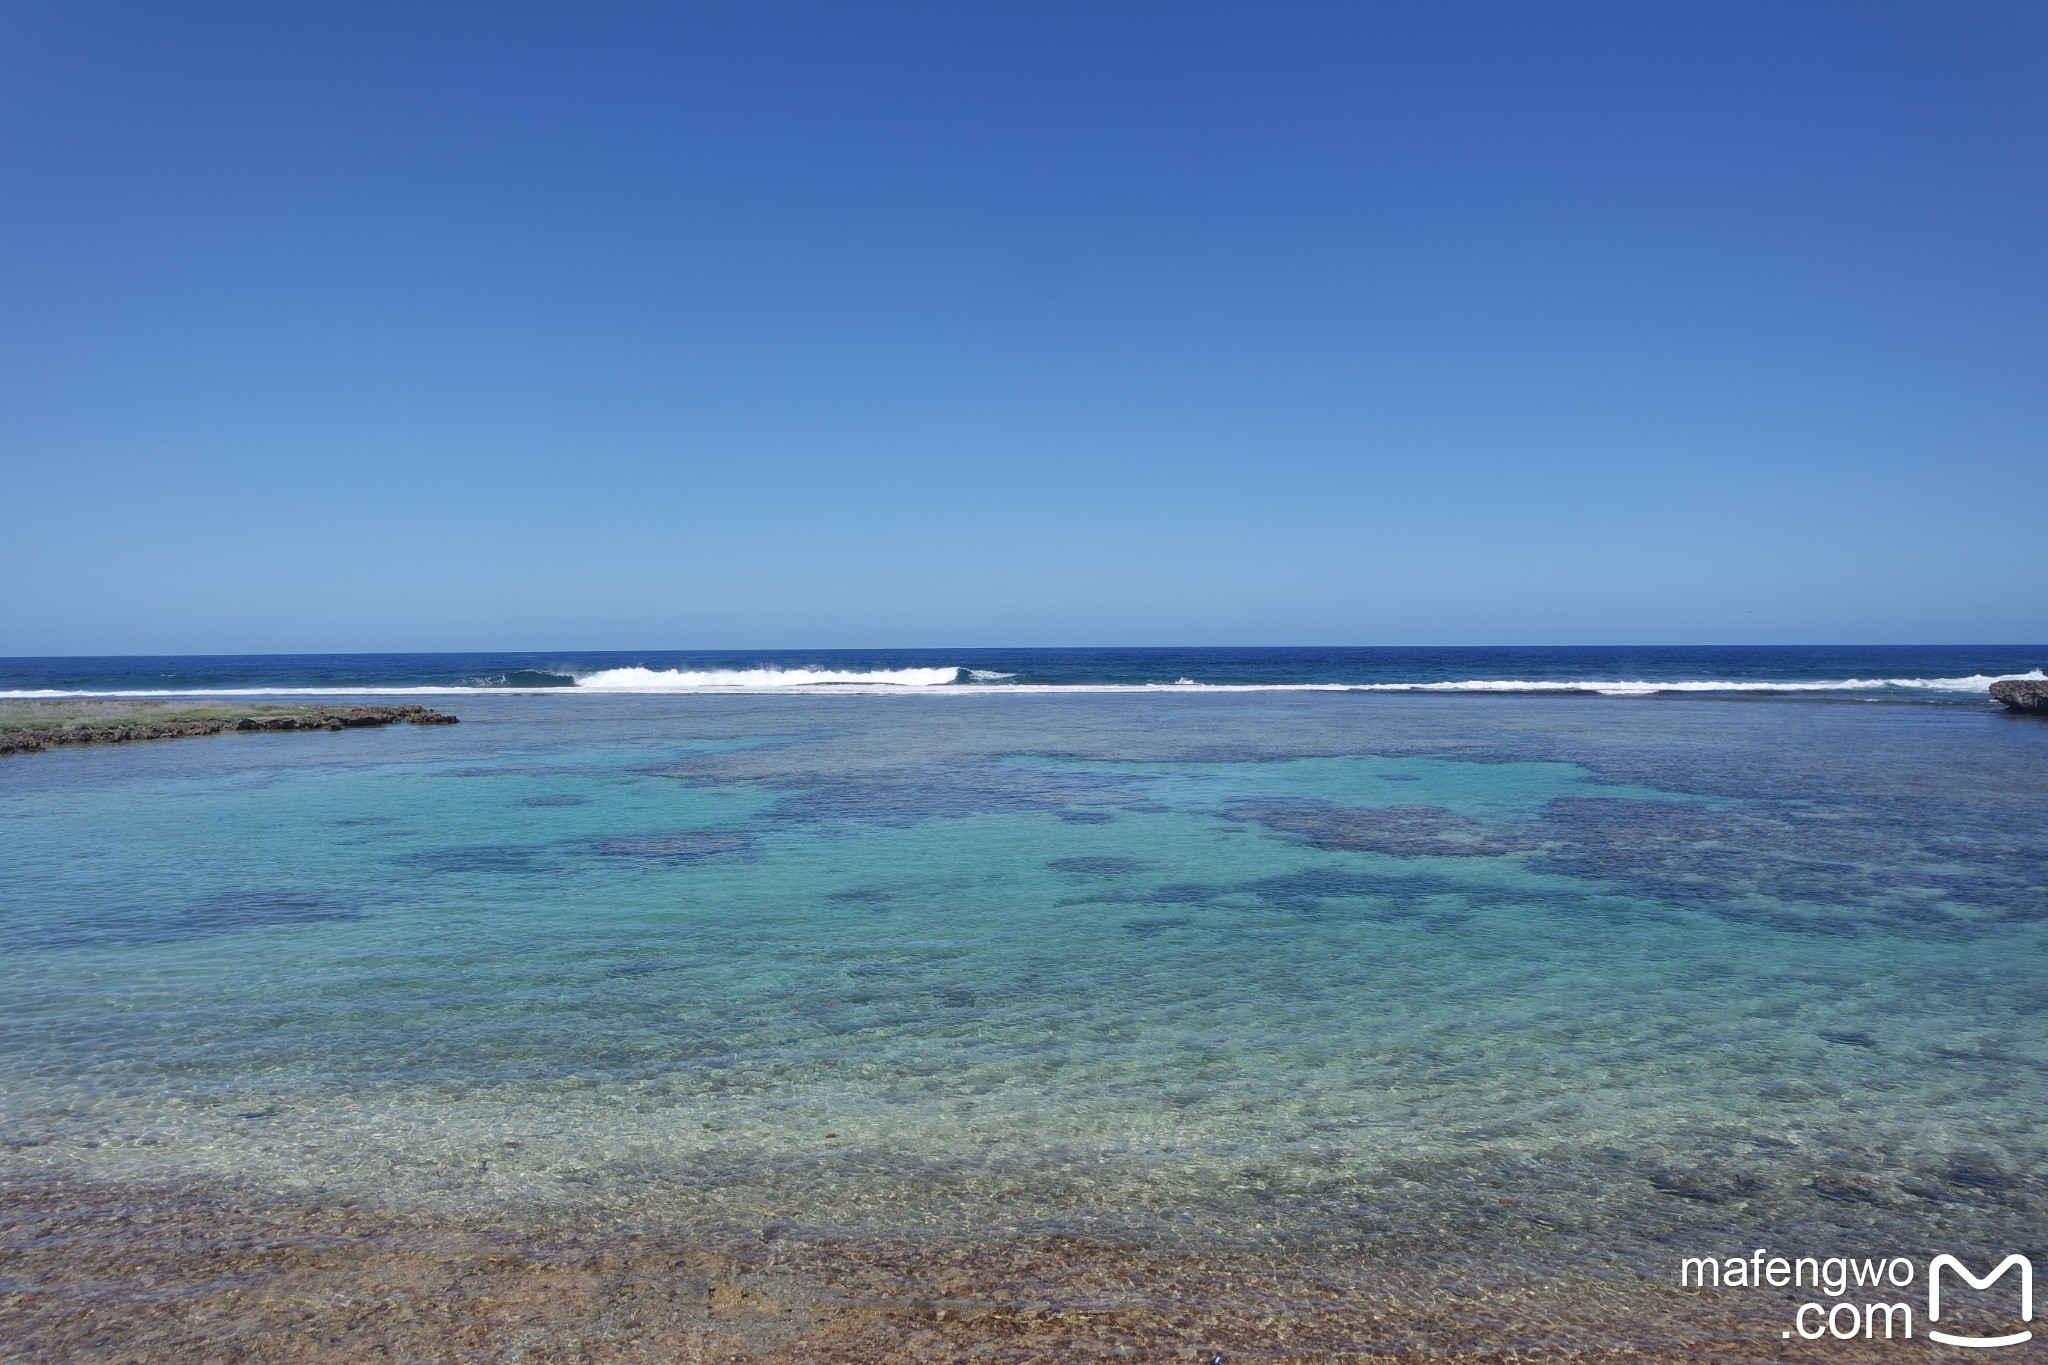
[0,703,458,756]
[1989,679,2048,714]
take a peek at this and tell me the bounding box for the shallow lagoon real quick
[4,693,2045,1316]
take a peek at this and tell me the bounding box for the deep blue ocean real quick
[4,646,2047,1350]
[2,643,2043,699]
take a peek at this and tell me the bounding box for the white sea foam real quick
[1336,671,2044,697]
[570,665,965,691]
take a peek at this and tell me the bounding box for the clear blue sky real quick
[3,1,2042,653]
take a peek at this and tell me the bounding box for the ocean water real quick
[3,642,2043,699]
[4,658,2048,1338]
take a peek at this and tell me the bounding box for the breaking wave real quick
[570,665,970,691]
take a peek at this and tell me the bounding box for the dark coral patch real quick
[1122,916,1192,937]
[764,763,1150,827]
[5,891,365,951]
[180,892,364,934]
[592,831,753,862]
[1223,799,1532,858]
[1048,856,1148,877]
[396,845,559,876]
[1528,796,2048,938]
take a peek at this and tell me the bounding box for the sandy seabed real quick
[0,1174,1903,1364]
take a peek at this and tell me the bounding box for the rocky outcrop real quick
[1990,679,2048,715]
[0,705,458,756]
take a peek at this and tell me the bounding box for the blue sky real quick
[2,1,2042,652]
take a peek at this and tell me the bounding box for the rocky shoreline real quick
[1990,678,2048,714]
[0,704,458,756]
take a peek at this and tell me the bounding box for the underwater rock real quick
[1940,1156,2020,1192]
[1817,1029,1878,1049]
[1809,1173,1886,1203]
[1647,1166,1766,1203]
[1989,678,2048,714]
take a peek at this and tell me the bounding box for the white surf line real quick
[5,670,2041,701]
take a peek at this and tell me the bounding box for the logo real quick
[1678,1249,2036,1347]
[1928,1254,2032,1349]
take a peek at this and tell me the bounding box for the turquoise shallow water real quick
[3,693,2045,1275]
